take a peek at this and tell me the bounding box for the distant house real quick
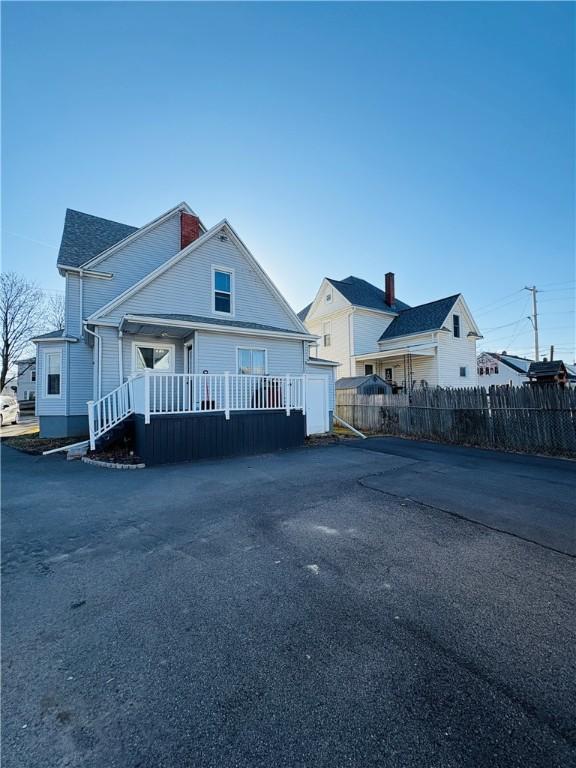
[477,352,532,387]
[16,357,36,402]
[336,374,392,396]
[299,273,482,389]
[527,360,569,387]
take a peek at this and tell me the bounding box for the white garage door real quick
[305,376,329,435]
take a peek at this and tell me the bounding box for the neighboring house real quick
[33,203,337,460]
[527,360,569,387]
[477,351,532,387]
[16,357,36,402]
[299,273,481,389]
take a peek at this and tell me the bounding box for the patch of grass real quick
[3,435,88,455]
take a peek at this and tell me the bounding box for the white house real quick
[477,352,532,387]
[299,273,481,389]
[33,203,336,462]
[16,357,36,402]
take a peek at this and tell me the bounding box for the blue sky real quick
[3,1,574,360]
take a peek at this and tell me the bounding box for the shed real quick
[335,374,392,395]
[527,360,569,387]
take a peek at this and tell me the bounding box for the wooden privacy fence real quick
[335,386,576,456]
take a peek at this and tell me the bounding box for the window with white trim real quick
[460,366,467,377]
[322,321,331,347]
[45,351,61,396]
[453,314,461,338]
[134,344,173,372]
[213,268,232,314]
[238,348,266,375]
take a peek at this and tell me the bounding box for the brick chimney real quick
[385,272,395,307]
[181,211,200,250]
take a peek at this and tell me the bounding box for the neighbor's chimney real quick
[181,211,200,249]
[385,272,395,307]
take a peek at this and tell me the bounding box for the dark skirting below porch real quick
[134,410,306,466]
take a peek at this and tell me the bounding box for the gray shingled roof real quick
[126,314,307,335]
[327,276,410,313]
[297,276,410,321]
[32,329,65,340]
[336,374,392,390]
[57,209,138,268]
[528,360,567,378]
[379,295,460,341]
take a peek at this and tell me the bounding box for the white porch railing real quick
[88,372,306,448]
[87,379,133,450]
[135,372,305,423]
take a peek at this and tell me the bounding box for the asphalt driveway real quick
[2,440,575,767]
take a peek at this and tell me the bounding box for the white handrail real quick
[87,379,134,450]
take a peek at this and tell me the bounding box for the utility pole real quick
[550,344,554,362]
[524,285,539,361]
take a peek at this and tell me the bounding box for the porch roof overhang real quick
[119,314,318,342]
[354,343,437,362]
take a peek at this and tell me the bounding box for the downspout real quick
[79,270,83,336]
[118,329,123,385]
[84,324,102,400]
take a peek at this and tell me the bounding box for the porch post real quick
[302,374,307,416]
[224,371,230,420]
[144,369,150,424]
[285,375,290,415]
[87,400,95,451]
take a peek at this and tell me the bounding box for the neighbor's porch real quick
[353,345,438,391]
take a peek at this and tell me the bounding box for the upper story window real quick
[322,321,331,347]
[238,348,267,375]
[325,292,332,303]
[44,351,61,397]
[453,314,461,338]
[134,343,174,372]
[31,369,36,382]
[213,268,233,314]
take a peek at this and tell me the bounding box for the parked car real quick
[0,396,20,427]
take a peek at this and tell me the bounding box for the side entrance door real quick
[305,375,329,435]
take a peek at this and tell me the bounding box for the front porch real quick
[353,345,438,391]
[87,372,327,465]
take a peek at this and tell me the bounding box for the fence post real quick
[224,372,230,420]
[302,374,307,415]
[87,400,96,450]
[285,375,290,415]
[144,370,150,424]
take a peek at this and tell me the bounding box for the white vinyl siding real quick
[68,341,94,414]
[353,310,395,355]
[98,234,301,331]
[436,298,479,388]
[196,332,304,376]
[82,213,182,319]
[306,311,352,377]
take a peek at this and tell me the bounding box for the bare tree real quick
[45,293,65,331]
[0,273,44,391]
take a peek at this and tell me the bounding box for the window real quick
[134,344,173,372]
[385,368,393,381]
[479,367,484,376]
[325,292,332,303]
[364,364,374,375]
[213,268,232,314]
[322,321,331,347]
[460,366,467,377]
[494,365,499,374]
[453,314,461,338]
[31,370,36,382]
[238,348,266,375]
[45,351,61,396]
